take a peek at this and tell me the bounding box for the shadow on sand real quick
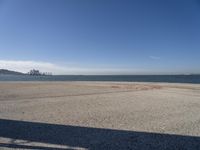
[0,119,200,150]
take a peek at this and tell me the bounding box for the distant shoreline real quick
[0,69,52,76]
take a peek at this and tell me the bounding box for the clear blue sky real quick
[0,0,200,74]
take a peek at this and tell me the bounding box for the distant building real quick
[29,69,40,75]
[28,69,52,76]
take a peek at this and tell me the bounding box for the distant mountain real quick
[0,69,25,75]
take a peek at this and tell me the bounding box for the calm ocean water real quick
[0,75,200,84]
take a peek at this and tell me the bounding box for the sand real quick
[0,81,200,149]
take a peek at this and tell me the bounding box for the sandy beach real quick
[1,81,200,149]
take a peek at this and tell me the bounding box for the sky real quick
[0,0,200,75]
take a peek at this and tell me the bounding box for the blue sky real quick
[0,0,200,74]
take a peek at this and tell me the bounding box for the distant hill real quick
[0,69,25,75]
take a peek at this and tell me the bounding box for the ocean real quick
[0,75,200,84]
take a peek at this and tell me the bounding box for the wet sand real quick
[0,82,200,149]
